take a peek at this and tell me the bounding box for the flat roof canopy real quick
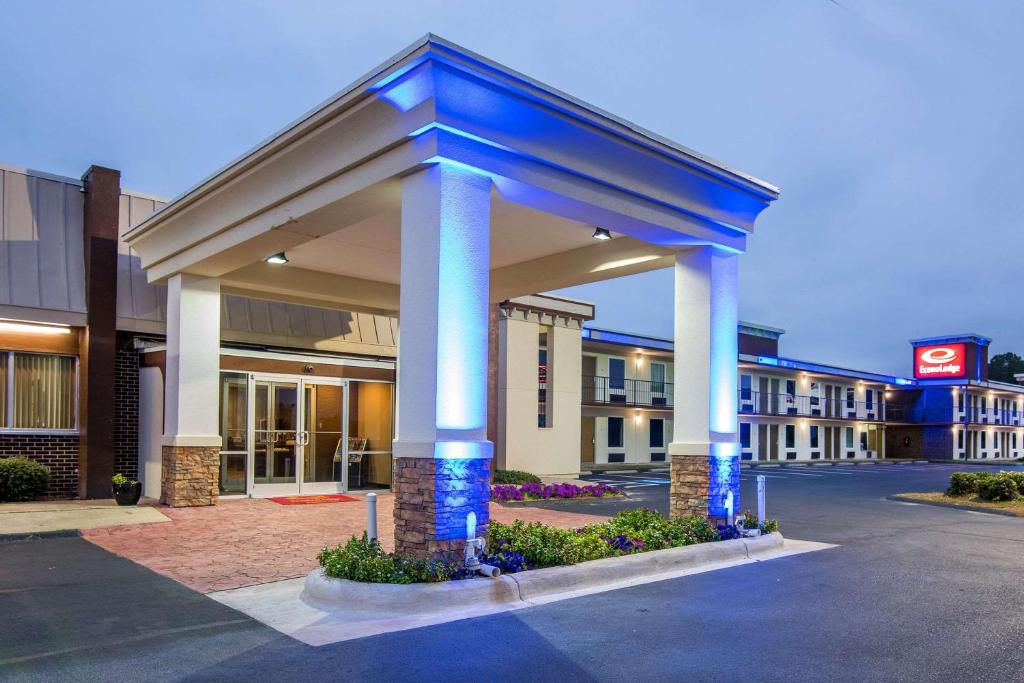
[124,34,779,314]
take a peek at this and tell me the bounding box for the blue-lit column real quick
[668,247,740,521]
[393,162,493,558]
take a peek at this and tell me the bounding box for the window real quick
[650,363,666,394]
[958,429,964,449]
[0,358,6,428]
[740,374,752,401]
[981,431,986,449]
[1,352,77,431]
[538,328,552,427]
[845,427,854,448]
[866,389,873,410]
[740,422,751,448]
[609,358,625,390]
[785,424,795,448]
[219,372,249,495]
[785,380,796,399]
[607,417,624,448]
[846,387,855,409]
[810,425,819,448]
[649,419,664,448]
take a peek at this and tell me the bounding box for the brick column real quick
[393,457,491,557]
[161,273,222,507]
[393,163,492,558]
[79,165,121,498]
[161,445,220,507]
[669,248,740,521]
[670,455,710,518]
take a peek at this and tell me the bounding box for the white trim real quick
[219,347,394,370]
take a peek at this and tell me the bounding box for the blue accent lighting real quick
[432,162,490,432]
[708,442,740,518]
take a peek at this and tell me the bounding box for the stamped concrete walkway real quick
[83,495,606,593]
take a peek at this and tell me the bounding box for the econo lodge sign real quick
[914,343,966,379]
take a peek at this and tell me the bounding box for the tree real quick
[988,352,1024,383]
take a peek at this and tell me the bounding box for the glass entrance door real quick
[301,381,348,494]
[252,380,300,496]
[250,375,348,497]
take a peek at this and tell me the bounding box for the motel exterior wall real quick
[0,162,400,498]
[495,295,590,477]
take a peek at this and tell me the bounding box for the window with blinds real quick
[1,352,77,431]
[0,357,6,428]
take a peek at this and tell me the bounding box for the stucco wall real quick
[498,317,582,476]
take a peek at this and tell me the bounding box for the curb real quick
[887,495,1023,518]
[0,528,82,543]
[302,533,785,612]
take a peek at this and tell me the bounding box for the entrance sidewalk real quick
[83,495,607,593]
[0,498,169,537]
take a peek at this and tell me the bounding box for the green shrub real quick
[740,512,780,534]
[947,472,982,497]
[977,473,1020,502]
[493,469,542,485]
[1004,471,1024,496]
[489,509,731,568]
[0,457,51,502]
[317,533,458,584]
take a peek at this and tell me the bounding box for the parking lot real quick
[5,460,1024,681]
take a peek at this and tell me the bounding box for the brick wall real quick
[0,434,79,497]
[114,336,140,479]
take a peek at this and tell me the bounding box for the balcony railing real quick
[739,390,883,421]
[582,375,673,408]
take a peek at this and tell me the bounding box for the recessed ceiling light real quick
[592,228,611,240]
[265,252,288,265]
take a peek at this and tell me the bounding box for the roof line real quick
[124,33,778,241]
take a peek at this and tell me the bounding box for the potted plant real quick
[112,473,142,506]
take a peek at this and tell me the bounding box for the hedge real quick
[0,457,51,502]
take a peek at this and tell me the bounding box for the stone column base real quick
[393,456,490,559]
[161,445,219,507]
[670,454,710,519]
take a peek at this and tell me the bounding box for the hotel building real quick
[1,163,1020,506]
[494,297,1024,474]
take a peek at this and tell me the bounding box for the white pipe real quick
[366,492,378,541]
[757,475,766,527]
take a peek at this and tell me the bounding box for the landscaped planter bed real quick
[490,482,621,503]
[895,470,1024,517]
[314,508,781,586]
[303,532,785,612]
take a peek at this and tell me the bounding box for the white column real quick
[393,163,492,460]
[163,273,221,446]
[669,247,739,517]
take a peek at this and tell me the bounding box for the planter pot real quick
[113,481,142,506]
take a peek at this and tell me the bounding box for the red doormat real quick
[267,494,357,506]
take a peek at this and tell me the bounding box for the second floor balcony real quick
[582,375,673,408]
[739,390,883,421]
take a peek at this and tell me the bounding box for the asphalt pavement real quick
[3,461,1024,682]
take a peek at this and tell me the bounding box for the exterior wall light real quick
[265,252,288,264]
[592,228,611,240]
[0,320,71,335]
